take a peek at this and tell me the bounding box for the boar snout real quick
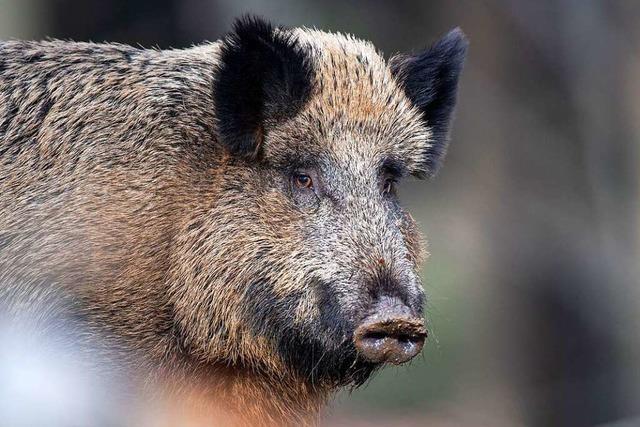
[353,296,427,365]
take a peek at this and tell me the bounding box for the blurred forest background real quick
[1,1,638,426]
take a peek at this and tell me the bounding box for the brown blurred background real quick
[1,1,638,426]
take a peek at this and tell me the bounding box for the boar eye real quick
[293,173,313,190]
[289,169,319,210]
[382,176,397,195]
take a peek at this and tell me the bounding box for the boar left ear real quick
[390,28,468,176]
[213,16,314,159]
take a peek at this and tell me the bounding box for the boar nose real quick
[353,296,427,365]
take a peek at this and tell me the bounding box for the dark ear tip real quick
[232,14,273,36]
[435,27,469,58]
[444,27,468,43]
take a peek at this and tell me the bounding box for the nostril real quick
[395,334,413,343]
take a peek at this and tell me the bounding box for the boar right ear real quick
[390,28,468,177]
[213,16,314,159]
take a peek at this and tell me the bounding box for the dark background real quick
[2,1,638,426]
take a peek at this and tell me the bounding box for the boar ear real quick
[213,16,314,159]
[390,28,468,176]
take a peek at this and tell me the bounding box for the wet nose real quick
[353,297,427,365]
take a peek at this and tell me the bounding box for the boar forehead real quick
[261,29,431,175]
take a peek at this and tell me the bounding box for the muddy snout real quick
[353,297,427,365]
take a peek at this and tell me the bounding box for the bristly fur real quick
[390,27,468,177]
[0,15,466,425]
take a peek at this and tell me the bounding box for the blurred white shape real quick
[0,321,123,427]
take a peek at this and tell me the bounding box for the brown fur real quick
[0,18,466,426]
